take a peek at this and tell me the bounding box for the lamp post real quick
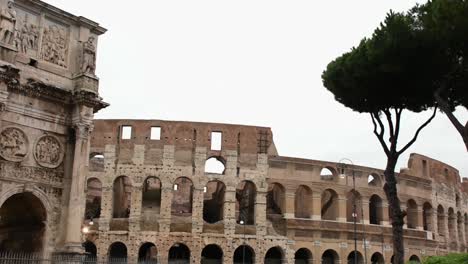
[240,220,246,264]
[339,158,358,264]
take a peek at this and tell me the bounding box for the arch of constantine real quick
[0,0,466,264]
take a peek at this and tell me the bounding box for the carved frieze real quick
[34,135,64,168]
[0,162,64,186]
[13,8,39,56]
[0,127,28,162]
[0,0,16,45]
[81,36,96,75]
[41,20,69,68]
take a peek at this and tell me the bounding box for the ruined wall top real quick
[402,153,462,184]
[0,0,106,94]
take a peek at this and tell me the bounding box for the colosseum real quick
[0,0,466,264]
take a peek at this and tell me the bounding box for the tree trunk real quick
[383,155,405,264]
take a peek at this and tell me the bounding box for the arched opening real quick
[265,247,283,264]
[168,243,190,264]
[321,189,339,221]
[409,255,420,263]
[236,181,256,225]
[113,176,131,218]
[171,177,193,216]
[205,157,226,174]
[142,177,162,214]
[320,167,335,181]
[109,242,127,261]
[347,251,364,264]
[423,202,433,232]
[370,252,384,264]
[437,205,446,236]
[0,192,46,253]
[321,249,339,264]
[448,207,456,238]
[456,195,461,208]
[83,241,97,257]
[89,153,104,171]
[85,178,102,220]
[203,181,226,223]
[346,190,362,223]
[390,255,394,264]
[267,183,285,216]
[369,195,383,225]
[233,245,254,264]
[465,213,468,244]
[406,199,418,229]
[295,185,312,218]
[458,212,464,245]
[201,244,223,264]
[368,174,382,187]
[294,248,312,264]
[138,242,157,263]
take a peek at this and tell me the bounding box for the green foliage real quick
[421,253,468,264]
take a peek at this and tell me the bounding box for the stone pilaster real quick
[284,191,295,219]
[159,185,173,233]
[129,185,142,232]
[361,199,370,225]
[256,190,267,236]
[191,187,204,233]
[311,192,322,220]
[337,196,347,222]
[416,207,424,231]
[224,186,237,235]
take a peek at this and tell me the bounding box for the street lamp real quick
[338,158,358,264]
[240,220,246,264]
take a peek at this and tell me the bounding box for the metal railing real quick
[0,252,134,264]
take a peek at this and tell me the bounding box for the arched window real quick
[83,241,97,263]
[85,178,102,220]
[346,190,362,223]
[457,212,464,245]
[236,181,256,224]
[0,193,47,253]
[205,157,225,174]
[168,243,190,263]
[295,186,312,219]
[321,189,339,221]
[203,181,226,223]
[171,177,194,216]
[267,183,286,215]
[369,195,383,225]
[320,167,335,181]
[264,247,284,264]
[368,174,382,187]
[138,242,157,263]
[406,199,418,229]
[201,244,223,264]
[448,207,456,238]
[422,202,433,232]
[233,245,255,264]
[409,255,421,263]
[294,248,312,264]
[89,153,104,171]
[347,251,364,264]
[142,177,162,214]
[370,252,384,264]
[113,176,131,218]
[437,205,445,235]
[109,242,127,261]
[321,249,339,264]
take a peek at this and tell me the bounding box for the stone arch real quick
[142,176,162,214]
[347,250,364,264]
[294,248,312,264]
[168,243,190,263]
[321,249,339,264]
[108,242,128,260]
[346,190,362,223]
[456,194,461,208]
[83,240,97,262]
[369,195,383,225]
[203,180,226,223]
[406,199,418,229]
[236,180,257,224]
[368,173,382,187]
[457,211,464,245]
[233,245,255,264]
[370,252,384,264]
[267,182,286,215]
[205,156,226,174]
[89,152,104,171]
[171,177,193,216]
[465,213,468,244]
[201,244,223,264]
[138,242,157,263]
[423,202,433,232]
[320,167,336,181]
[437,205,446,235]
[295,185,312,218]
[264,246,284,264]
[113,176,132,218]
[448,207,456,238]
[85,178,102,220]
[0,192,47,253]
[409,255,421,263]
[321,189,339,221]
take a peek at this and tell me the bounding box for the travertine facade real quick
[0,1,467,264]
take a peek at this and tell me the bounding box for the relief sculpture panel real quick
[41,20,69,68]
[13,7,39,56]
[0,0,16,45]
[0,127,28,162]
[34,135,64,168]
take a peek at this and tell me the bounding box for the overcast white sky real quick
[48,0,467,176]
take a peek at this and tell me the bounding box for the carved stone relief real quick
[81,36,96,74]
[0,127,28,162]
[13,8,39,56]
[41,20,69,68]
[34,135,64,168]
[0,0,16,45]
